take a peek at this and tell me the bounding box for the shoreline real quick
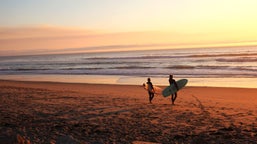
[1,79,257,90]
[1,74,257,89]
[1,80,257,143]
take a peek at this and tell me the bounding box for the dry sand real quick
[0,80,256,144]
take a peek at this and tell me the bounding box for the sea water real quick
[0,46,257,88]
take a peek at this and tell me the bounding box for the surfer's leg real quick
[151,93,155,101]
[148,92,151,103]
[150,93,154,103]
[173,93,177,103]
[171,94,174,104]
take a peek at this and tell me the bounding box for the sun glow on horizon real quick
[1,0,257,56]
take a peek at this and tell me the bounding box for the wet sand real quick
[0,80,256,143]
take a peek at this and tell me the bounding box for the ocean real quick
[0,46,257,88]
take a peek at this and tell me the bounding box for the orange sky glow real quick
[1,0,257,56]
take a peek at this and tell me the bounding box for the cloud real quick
[0,26,183,56]
[0,25,97,39]
[1,26,257,56]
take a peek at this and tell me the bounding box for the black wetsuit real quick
[169,78,179,104]
[147,81,154,103]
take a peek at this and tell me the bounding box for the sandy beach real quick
[0,80,256,143]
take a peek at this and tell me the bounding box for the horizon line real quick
[1,43,256,57]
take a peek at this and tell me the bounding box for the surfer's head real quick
[170,75,173,78]
[147,78,151,82]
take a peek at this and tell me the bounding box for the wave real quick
[1,65,256,76]
[1,47,257,79]
[166,65,195,69]
[85,55,179,60]
[1,65,256,71]
[85,52,257,61]
[112,66,153,69]
[234,67,257,72]
[216,57,257,62]
[166,65,236,70]
[188,53,257,58]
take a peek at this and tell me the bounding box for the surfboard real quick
[142,83,163,95]
[162,79,188,97]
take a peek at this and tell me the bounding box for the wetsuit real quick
[169,78,179,104]
[147,81,154,103]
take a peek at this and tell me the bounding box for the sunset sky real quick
[1,0,257,56]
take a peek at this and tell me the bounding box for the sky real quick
[1,0,257,56]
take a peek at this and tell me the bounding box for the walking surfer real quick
[146,78,155,103]
[169,75,179,105]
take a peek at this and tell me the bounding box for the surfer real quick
[169,75,179,105]
[146,78,155,103]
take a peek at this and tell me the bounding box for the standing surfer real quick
[169,75,179,105]
[146,78,155,103]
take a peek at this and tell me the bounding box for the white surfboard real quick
[142,83,163,95]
